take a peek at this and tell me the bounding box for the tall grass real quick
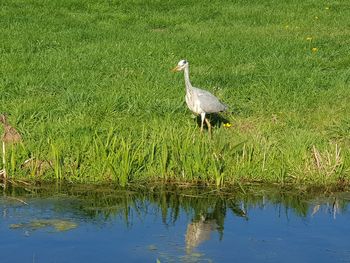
[0,0,349,186]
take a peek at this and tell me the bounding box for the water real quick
[0,185,349,263]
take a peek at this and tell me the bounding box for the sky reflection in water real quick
[0,186,349,263]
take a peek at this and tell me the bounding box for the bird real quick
[172,60,227,133]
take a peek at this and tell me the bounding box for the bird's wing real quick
[194,87,227,113]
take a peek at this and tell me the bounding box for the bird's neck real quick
[183,66,192,91]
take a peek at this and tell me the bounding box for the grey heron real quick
[172,60,227,133]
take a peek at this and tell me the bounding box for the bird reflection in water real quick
[185,214,218,254]
[185,199,247,253]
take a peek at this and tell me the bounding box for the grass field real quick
[1,0,350,187]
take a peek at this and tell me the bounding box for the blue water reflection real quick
[0,187,349,263]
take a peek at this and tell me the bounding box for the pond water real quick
[0,185,349,263]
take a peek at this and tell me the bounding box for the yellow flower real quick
[306,37,313,41]
[315,16,319,19]
[223,123,232,128]
[325,7,329,10]
[312,47,318,52]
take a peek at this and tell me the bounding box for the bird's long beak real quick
[171,65,181,72]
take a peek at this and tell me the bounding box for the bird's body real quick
[173,60,227,132]
[185,86,226,115]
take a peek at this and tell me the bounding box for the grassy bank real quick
[1,0,350,186]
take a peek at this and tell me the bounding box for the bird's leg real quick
[205,118,212,135]
[200,113,206,133]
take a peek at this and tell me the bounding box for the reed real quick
[0,114,22,180]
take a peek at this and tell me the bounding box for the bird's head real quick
[172,59,188,72]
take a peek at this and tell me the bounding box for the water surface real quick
[1,185,349,263]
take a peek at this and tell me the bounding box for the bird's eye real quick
[183,60,187,64]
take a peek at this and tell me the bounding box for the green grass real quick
[1,0,350,187]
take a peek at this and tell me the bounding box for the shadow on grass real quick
[195,113,231,130]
